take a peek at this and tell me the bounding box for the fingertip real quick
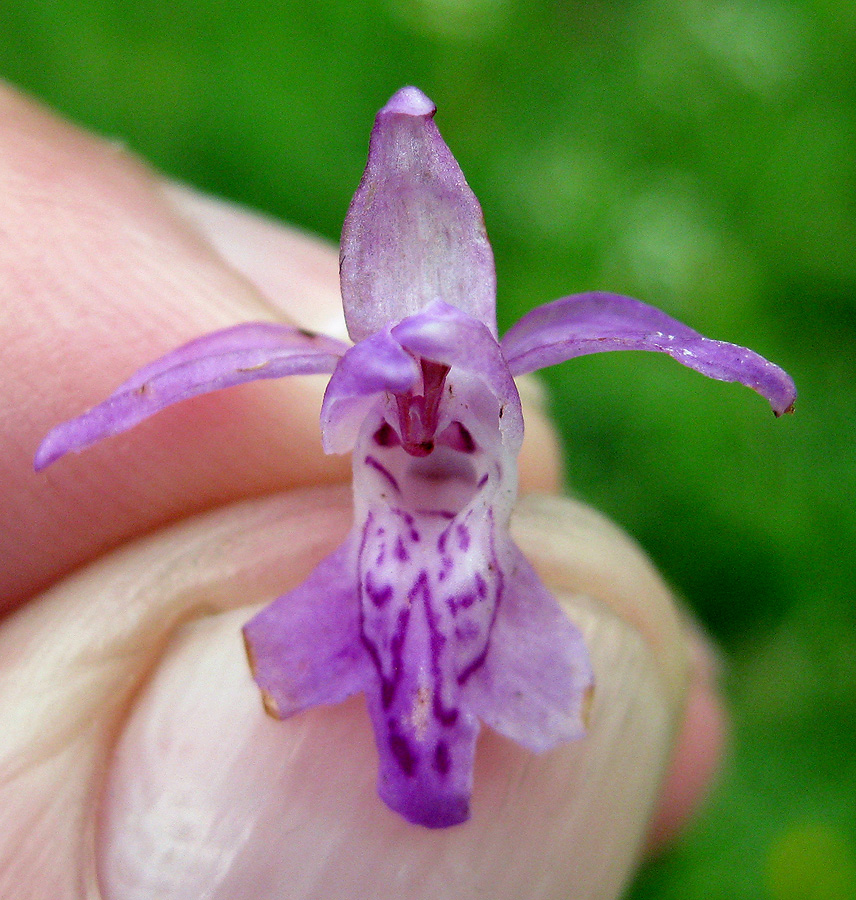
[161,184,349,340]
[645,630,728,852]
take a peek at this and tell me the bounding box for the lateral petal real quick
[340,87,497,342]
[501,292,796,416]
[242,538,369,718]
[467,541,593,752]
[35,322,347,469]
[319,330,421,454]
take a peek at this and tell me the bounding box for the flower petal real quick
[501,292,796,416]
[467,541,593,752]
[34,322,348,469]
[392,300,523,450]
[340,87,497,342]
[242,538,369,718]
[319,330,421,454]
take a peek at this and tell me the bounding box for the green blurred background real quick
[2,0,853,896]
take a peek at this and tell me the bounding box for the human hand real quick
[0,81,724,899]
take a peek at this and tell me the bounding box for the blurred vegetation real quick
[1,0,853,896]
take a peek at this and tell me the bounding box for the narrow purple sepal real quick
[340,87,497,342]
[501,292,797,416]
[242,539,370,718]
[34,323,348,469]
[468,542,593,751]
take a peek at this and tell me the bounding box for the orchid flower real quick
[36,86,795,829]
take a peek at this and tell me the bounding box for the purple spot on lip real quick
[477,473,489,489]
[389,731,417,776]
[374,612,409,708]
[433,697,458,727]
[456,653,487,686]
[365,455,401,493]
[437,554,453,582]
[455,510,503,687]
[380,678,395,708]
[365,570,393,607]
[455,620,480,641]
[359,513,411,711]
[392,509,420,542]
[417,573,460,728]
[415,508,456,520]
[437,530,448,554]
[447,591,476,614]
[433,741,451,775]
[456,523,470,551]
[395,536,409,562]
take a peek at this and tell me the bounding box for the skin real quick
[0,81,725,899]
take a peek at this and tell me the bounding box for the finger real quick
[515,500,728,852]
[1,81,351,611]
[0,486,353,900]
[3,84,558,614]
[0,488,685,900]
[160,185,350,339]
[646,628,728,851]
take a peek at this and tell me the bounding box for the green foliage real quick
[2,0,853,894]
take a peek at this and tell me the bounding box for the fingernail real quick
[97,598,675,900]
[683,618,724,687]
[95,492,685,900]
[645,623,728,851]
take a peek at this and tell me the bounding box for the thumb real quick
[0,486,685,900]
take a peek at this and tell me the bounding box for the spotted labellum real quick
[36,87,795,828]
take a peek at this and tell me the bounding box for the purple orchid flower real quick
[36,86,795,829]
